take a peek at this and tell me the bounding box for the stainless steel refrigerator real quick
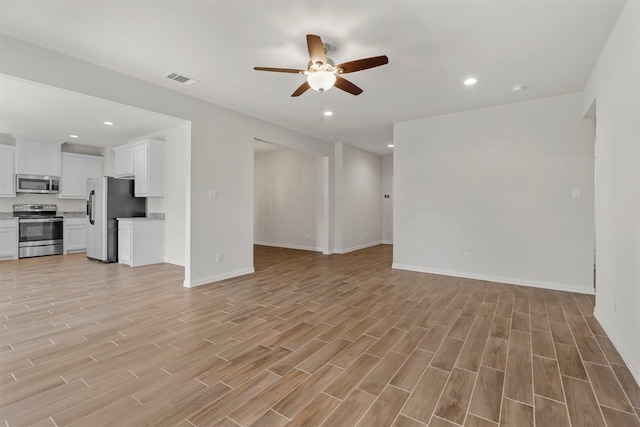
[86,177,146,262]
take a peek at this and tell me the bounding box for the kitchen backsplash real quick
[0,194,86,213]
[1,195,166,219]
[147,212,165,220]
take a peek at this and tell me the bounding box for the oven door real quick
[18,218,64,246]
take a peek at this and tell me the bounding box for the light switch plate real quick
[572,188,582,199]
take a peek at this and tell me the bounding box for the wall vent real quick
[164,71,199,86]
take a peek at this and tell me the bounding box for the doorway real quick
[253,138,330,269]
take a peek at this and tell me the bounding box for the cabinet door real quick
[17,140,61,176]
[114,150,124,176]
[114,146,135,177]
[16,140,42,175]
[134,144,149,196]
[86,157,103,180]
[60,154,103,199]
[60,154,86,198]
[0,146,15,197]
[118,229,132,265]
[41,143,62,176]
[0,221,18,260]
[65,225,87,252]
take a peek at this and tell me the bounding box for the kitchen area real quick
[0,75,189,270]
[0,136,168,267]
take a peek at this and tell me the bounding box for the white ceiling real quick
[0,0,625,155]
[0,76,187,148]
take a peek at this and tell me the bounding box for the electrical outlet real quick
[614,297,617,312]
[216,253,223,263]
[572,188,582,199]
[208,189,218,199]
[463,251,471,261]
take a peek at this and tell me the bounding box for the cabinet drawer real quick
[64,217,87,226]
[118,220,132,231]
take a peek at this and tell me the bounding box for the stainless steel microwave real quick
[16,174,60,194]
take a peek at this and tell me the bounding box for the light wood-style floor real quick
[1,245,639,427]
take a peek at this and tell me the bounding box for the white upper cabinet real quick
[0,145,16,197]
[113,139,164,197]
[59,153,104,199]
[114,145,135,178]
[16,138,62,177]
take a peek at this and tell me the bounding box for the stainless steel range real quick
[13,204,63,258]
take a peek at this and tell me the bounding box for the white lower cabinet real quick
[117,218,164,267]
[64,217,88,253]
[0,219,18,260]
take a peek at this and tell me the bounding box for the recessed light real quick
[464,77,477,86]
[323,111,333,117]
[69,134,79,138]
[103,121,114,126]
[388,144,394,148]
[511,84,525,92]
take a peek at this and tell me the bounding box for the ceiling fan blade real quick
[307,34,327,66]
[336,55,389,74]
[291,81,311,97]
[334,76,363,96]
[254,67,305,74]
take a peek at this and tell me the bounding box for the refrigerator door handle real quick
[88,190,95,225]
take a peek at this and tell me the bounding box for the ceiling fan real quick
[254,34,389,97]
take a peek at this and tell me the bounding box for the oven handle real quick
[19,218,63,223]
[88,190,95,225]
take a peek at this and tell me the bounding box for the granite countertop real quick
[0,211,164,220]
[60,212,164,219]
[60,211,87,218]
[117,217,164,221]
[117,213,165,221]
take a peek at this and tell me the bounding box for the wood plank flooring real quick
[1,245,639,426]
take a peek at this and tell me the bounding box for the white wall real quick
[382,155,393,244]
[141,124,189,266]
[582,0,640,384]
[335,143,383,253]
[394,93,595,294]
[0,35,333,287]
[254,149,324,251]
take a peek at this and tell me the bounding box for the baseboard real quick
[593,307,640,387]
[391,263,595,295]
[382,241,393,245]
[184,267,255,288]
[163,257,185,267]
[254,241,323,253]
[335,241,384,254]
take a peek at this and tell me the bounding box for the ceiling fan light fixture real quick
[307,71,336,93]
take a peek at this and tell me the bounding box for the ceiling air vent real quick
[164,71,199,86]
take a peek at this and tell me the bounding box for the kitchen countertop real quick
[58,212,164,219]
[117,217,164,221]
[60,211,86,218]
[0,211,89,219]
